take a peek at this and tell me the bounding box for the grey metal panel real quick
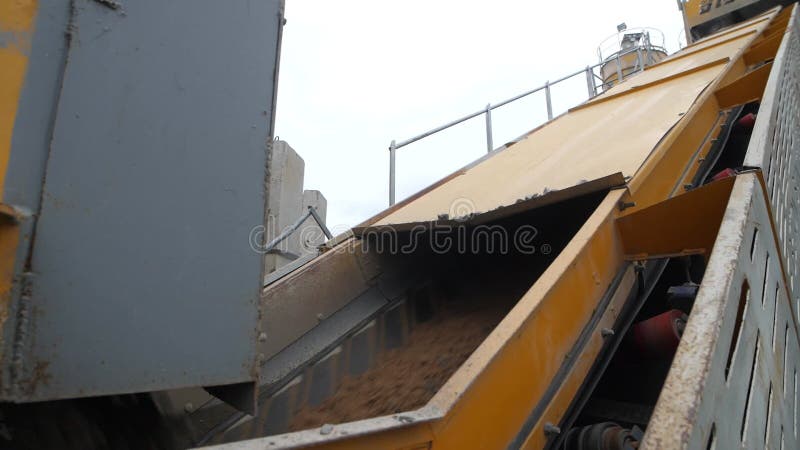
[744,4,800,310]
[8,0,284,401]
[3,1,71,210]
[641,174,800,449]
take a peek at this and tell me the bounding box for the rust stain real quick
[0,219,20,370]
[24,360,52,396]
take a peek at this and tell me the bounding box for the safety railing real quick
[387,37,667,206]
[597,27,666,61]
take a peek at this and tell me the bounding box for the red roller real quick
[711,167,737,182]
[629,309,687,359]
[736,112,756,130]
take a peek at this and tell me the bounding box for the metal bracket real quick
[616,176,736,260]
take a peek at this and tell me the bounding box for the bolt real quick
[675,317,687,336]
[619,201,636,211]
[684,183,693,190]
[184,402,195,413]
[320,424,334,435]
[544,423,561,436]
[601,328,615,337]
[258,332,268,342]
[316,313,325,321]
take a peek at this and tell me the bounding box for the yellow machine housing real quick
[681,0,795,41]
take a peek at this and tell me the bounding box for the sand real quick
[287,301,506,431]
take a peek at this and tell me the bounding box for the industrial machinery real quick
[597,26,668,87]
[1,0,799,449]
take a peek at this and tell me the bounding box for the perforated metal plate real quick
[642,173,800,449]
[744,4,800,312]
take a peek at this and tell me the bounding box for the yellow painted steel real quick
[0,0,37,201]
[617,176,736,260]
[374,65,722,227]
[743,24,784,63]
[520,266,637,450]
[426,190,627,449]
[715,60,772,107]
[624,11,777,209]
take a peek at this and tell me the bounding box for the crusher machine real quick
[1,0,799,449]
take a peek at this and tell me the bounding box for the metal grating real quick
[744,4,800,313]
[642,173,800,448]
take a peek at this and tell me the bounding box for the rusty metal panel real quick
[744,4,800,312]
[2,0,284,402]
[641,173,800,449]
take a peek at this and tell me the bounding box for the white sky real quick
[274,0,685,233]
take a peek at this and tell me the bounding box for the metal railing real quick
[387,41,666,206]
[597,27,666,61]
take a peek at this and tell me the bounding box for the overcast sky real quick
[274,0,685,233]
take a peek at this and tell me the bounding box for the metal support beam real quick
[389,140,396,206]
[263,209,312,254]
[262,205,331,255]
[714,61,773,108]
[637,48,645,72]
[544,82,553,120]
[308,205,333,239]
[485,104,494,152]
[585,66,596,98]
[616,177,736,260]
